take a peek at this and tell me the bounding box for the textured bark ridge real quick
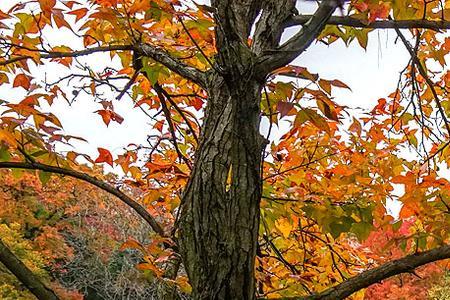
[178,42,265,299]
[177,1,336,298]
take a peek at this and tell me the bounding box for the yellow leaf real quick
[0,129,17,147]
[275,217,292,238]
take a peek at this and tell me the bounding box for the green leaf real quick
[31,150,48,157]
[351,222,373,241]
[392,220,403,231]
[329,217,354,239]
[12,169,24,179]
[417,235,428,250]
[355,29,370,49]
[38,171,51,185]
[0,146,11,161]
[296,108,330,133]
[400,239,407,251]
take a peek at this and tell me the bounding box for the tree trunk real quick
[179,43,265,299]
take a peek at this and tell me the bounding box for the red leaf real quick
[38,0,56,13]
[190,97,204,111]
[68,8,88,22]
[52,9,71,28]
[13,74,31,90]
[371,98,387,114]
[274,65,319,81]
[95,109,124,126]
[95,0,118,7]
[369,3,390,22]
[0,10,10,20]
[94,147,113,166]
[354,2,368,12]
[96,110,111,126]
[154,120,164,132]
[63,1,82,9]
[83,35,96,47]
[277,101,295,118]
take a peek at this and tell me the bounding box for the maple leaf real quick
[95,109,124,126]
[277,101,295,118]
[68,8,89,22]
[2,0,450,298]
[13,74,31,90]
[38,0,56,14]
[94,147,113,166]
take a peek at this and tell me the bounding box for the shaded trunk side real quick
[179,67,265,299]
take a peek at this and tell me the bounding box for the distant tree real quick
[0,170,172,299]
[362,219,448,299]
[429,272,450,300]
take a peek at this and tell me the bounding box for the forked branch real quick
[137,43,207,88]
[257,0,339,73]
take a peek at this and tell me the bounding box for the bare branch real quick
[287,16,450,30]
[0,161,166,237]
[263,152,337,181]
[0,238,60,300]
[157,85,199,144]
[393,26,450,137]
[153,82,193,168]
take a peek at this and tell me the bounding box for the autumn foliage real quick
[1,0,450,299]
[362,219,449,299]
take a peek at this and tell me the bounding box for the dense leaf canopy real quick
[1,0,450,299]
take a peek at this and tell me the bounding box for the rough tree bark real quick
[178,49,265,300]
[177,1,338,299]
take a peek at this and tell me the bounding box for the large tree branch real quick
[251,0,296,55]
[211,0,262,46]
[136,43,207,88]
[0,45,133,66]
[0,161,166,237]
[287,16,450,30]
[0,238,60,300]
[256,0,339,74]
[278,244,450,300]
[0,43,206,88]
